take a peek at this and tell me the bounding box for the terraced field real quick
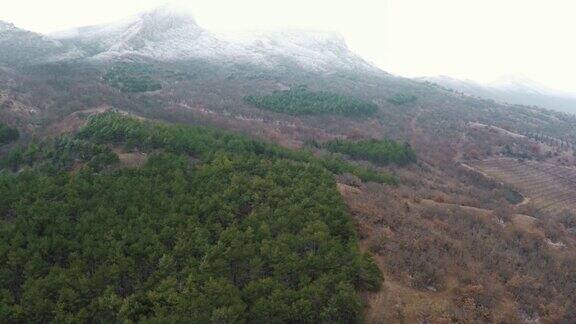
[469,158,576,215]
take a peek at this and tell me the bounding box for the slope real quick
[0,113,383,322]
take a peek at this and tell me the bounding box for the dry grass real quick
[336,167,571,323]
[470,158,576,216]
[113,148,148,168]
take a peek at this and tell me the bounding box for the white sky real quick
[1,0,576,93]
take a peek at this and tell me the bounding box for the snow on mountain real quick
[421,75,487,94]
[489,75,551,95]
[52,6,245,62]
[0,21,81,66]
[48,5,376,72]
[222,29,376,72]
[0,5,377,73]
[0,21,17,32]
[421,75,576,113]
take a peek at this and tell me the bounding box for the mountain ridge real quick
[0,20,81,66]
[421,75,576,113]
[2,7,377,73]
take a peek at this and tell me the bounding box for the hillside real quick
[0,113,387,322]
[1,6,576,322]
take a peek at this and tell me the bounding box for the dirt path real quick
[420,198,494,215]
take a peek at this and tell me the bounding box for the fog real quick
[2,0,575,93]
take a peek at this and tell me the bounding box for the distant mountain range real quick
[0,5,375,73]
[420,75,576,114]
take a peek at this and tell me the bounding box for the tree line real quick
[387,93,417,106]
[0,122,19,145]
[103,63,162,93]
[244,86,377,116]
[323,138,416,166]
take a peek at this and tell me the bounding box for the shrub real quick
[324,138,416,166]
[387,93,417,105]
[103,63,161,93]
[0,123,19,145]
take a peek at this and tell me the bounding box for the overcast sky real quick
[2,0,575,93]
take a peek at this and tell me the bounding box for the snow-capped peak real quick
[489,74,549,95]
[216,28,373,72]
[51,4,216,61]
[136,4,199,33]
[0,21,17,32]
[44,5,377,72]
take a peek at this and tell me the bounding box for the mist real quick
[1,0,575,92]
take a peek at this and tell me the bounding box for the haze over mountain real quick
[421,75,576,114]
[0,5,376,74]
[0,20,81,66]
[11,3,576,117]
[4,0,575,95]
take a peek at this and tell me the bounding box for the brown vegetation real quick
[2,58,576,322]
[339,177,575,322]
[471,158,576,216]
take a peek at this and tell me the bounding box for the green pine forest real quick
[323,138,416,166]
[103,64,162,93]
[0,122,19,145]
[244,86,377,116]
[0,113,386,322]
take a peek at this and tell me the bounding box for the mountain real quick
[0,21,80,66]
[52,6,247,62]
[49,5,375,73]
[0,5,375,73]
[421,75,576,113]
[224,29,376,72]
[1,5,576,323]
